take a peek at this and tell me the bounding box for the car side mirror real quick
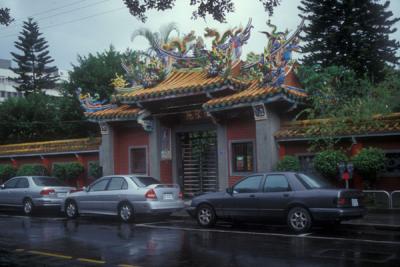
[0,184,4,189]
[83,186,89,192]
[226,187,233,195]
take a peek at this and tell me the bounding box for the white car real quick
[62,175,185,222]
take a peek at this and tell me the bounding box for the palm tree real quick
[131,22,179,54]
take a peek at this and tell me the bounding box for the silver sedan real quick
[62,175,185,222]
[0,176,75,215]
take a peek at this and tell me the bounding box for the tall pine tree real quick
[11,18,58,94]
[299,0,400,83]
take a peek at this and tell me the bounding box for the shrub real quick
[88,161,102,179]
[16,164,48,176]
[275,156,301,172]
[0,164,16,182]
[313,150,348,179]
[352,147,386,181]
[52,162,84,181]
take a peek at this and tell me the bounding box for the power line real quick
[0,7,125,39]
[3,0,112,33]
[12,0,92,22]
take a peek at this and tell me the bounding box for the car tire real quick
[196,204,216,228]
[65,200,79,219]
[23,199,34,216]
[287,206,312,233]
[118,202,134,223]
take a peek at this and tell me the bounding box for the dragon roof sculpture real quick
[76,88,116,113]
[243,18,305,88]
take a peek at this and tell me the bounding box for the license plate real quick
[163,193,173,200]
[57,193,66,198]
[351,198,359,207]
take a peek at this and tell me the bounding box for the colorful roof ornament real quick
[155,31,207,69]
[121,52,167,88]
[205,18,253,77]
[243,19,305,88]
[76,88,116,113]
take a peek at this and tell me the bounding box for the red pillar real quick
[41,157,51,171]
[75,154,86,188]
[351,143,363,189]
[10,158,18,169]
[279,144,286,159]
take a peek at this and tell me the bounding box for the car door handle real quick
[249,194,256,198]
[283,193,290,197]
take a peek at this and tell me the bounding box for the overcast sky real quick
[0,0,399,71]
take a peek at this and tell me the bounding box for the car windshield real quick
[33,177,66,187]
[296,173,335,189]
[130,176,160,187]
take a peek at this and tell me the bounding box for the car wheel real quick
[65,200,79,219]
[23,199,34,216]
[287,207,312,233]
[119,203,134,223]
[196,204,216,228]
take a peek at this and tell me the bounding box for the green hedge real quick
[0,164,16,182]
[313,150,348,179]
[16,164,49,176]
[352,147,386,181]
[88,161,102,179]
[52,162,84,181]
[275,156,301,172]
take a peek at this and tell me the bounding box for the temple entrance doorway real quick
[177,130,218,198]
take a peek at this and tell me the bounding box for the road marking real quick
[136,220,183,225]
[14,249,24,252]
[298,233,312,237]
[28,250,73,260]
[77,258,106,264]
[135,224,400,245]
[118,264,141,267]
[0,214,66,221]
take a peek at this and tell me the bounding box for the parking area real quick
[0,209,399,267]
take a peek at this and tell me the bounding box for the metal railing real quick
[391,191,400,209]
[363,190,392,209]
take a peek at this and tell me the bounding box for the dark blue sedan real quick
[187,172,366,233]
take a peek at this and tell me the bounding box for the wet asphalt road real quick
[0,209,399,267]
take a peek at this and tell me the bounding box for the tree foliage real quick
[299,0,400,82]
[352,147,386,181]
[88,161,103,180]
[275,156,301,172]
[16,164,49,176]
[0,165,16,183]
[10,18,58,94]
[313,150,348,179]
[0,7,13,26]
[52,162,84,181]
[0,92,97,145]
[296,65,400,149]
[68,45,126,100]
[123,0,280,23]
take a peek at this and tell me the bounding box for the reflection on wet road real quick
[0,210,399,267]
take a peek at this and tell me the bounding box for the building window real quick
[231,141,254,173]
[130,147,147,174]
[298,154,316,174]
[0,91,5,98]
[382,152,400,177]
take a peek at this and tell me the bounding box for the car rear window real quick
[295,173,335,189]
[33,177,66,187]
[130,176,160,187]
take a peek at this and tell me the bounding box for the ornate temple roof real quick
[80,19,307,123]
[275,113,400,141]
[115,70,249,103]
[0,137,101,157]
[203,69,307,111]
[86,105,141,122]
